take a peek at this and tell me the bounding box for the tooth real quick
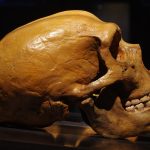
[146,101,150,107]
[140,95,150,102]
[135,103,144,110]
[125,101,131,106]
[131,99,140,105]
[126,106,135,112]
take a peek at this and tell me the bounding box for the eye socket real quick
[109,31,121,59]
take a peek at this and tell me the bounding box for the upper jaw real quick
[92,86,150,113]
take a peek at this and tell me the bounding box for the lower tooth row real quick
[125,101,150,112]
[135,103,144,109]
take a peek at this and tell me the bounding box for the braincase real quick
[50,11,121,55]
[1,10,121,50]
[49,10,101,21]
[53,11,121,57]
[0,10,122,73]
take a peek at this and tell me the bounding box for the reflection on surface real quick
[79,137,149,150]
[44,121,150,150]
[0,121,150,150]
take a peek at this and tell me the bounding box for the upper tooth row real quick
[125,94,150,107]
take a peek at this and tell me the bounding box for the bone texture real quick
[0,10,149,138]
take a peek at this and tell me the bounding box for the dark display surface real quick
[0,120,149,150]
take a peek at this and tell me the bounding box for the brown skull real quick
[0,10,149,138]
[79,19,150,138]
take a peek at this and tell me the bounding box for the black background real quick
[0,0,150,68]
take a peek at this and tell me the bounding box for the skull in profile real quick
[0,10,149,138]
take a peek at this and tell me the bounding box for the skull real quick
[0,10,149,138]
[78,15,150,138]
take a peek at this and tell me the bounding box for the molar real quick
[125,101,131,107]
[125,105,135,112]
[131,99,140,105]
[135,103,144,110]
[146,101,150,107]
[140,95,150,102]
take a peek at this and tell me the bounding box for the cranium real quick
[0,10,149,138]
